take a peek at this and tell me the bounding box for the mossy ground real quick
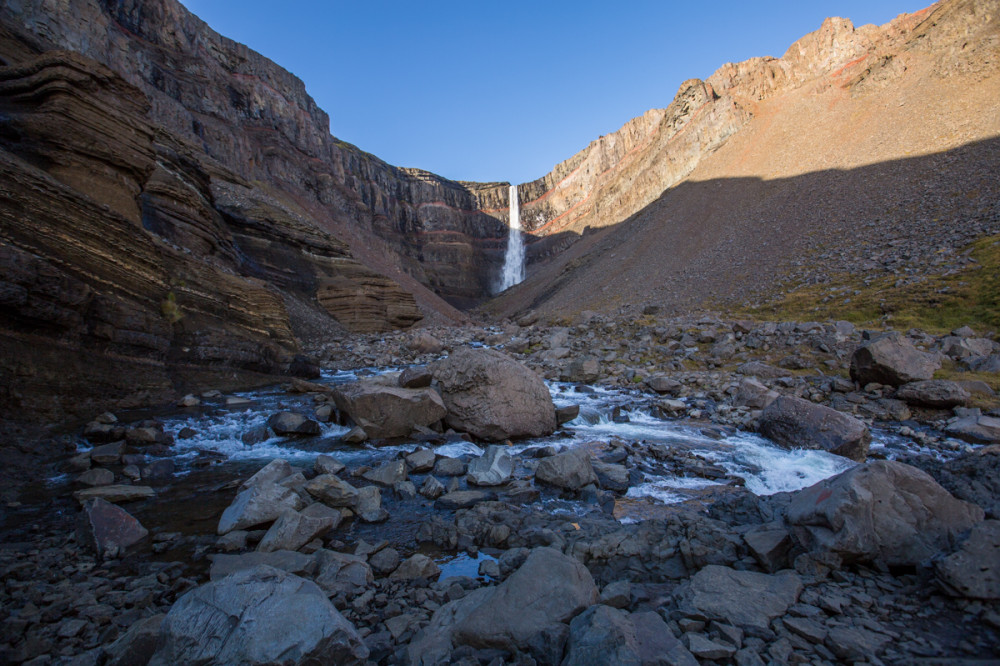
[743,234,1000,335]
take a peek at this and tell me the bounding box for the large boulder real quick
[895,380,971,408]
[466,445,514,486]
[535,448,599,490]
[850,332,941,387]
[332,379,446,439]
[77,498,148,559]
[149,565,368,665]
[453,547,598,659]
[786,460,984,566]
[935,520,1000,599]
[759,396,870,462]
[432,348,556,441]
[675,565,802,632]
[218,483,304,535]
[409,547,597,663]
[267,411,321,436]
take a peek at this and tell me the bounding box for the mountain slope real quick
[487,0,1000,323]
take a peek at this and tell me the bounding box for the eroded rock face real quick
[759,395,871,462]
[149,565,368,665]
[432,348,556,441]
[786,460,984,566]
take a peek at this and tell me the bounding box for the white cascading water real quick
[499,185,525,290]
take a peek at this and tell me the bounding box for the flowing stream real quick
[498,184,525,291]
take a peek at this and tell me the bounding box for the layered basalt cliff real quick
[0,41,430,420]
[2,0,513,308]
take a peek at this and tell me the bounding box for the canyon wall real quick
[1,0,514,309]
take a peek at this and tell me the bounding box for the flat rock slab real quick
[435,490,497,510]
[73,485,155,504]
[676,565,802,632]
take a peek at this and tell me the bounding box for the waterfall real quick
[499,184,525,291]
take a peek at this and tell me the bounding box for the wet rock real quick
[419,476,446,500]
[945,414,1000,444]
[556,404,581,425]
[258,509,336,553]
[592,460,629,492]
[315,454,346,476]
[466,445,513,486]
[314,404,334,422]
[435,490,496,510]
[125,426,172,446]
[149,565,368,665]
[759,395,870,461]
[850,332,941,386]
[895,380,971,408]
[406,447,437,472]
[305,474,360,508]
[84,421,125,443]
[935,520,1000,599]
[209,550,316,580]
[356,486,389,523]
[391,554,440,581]
[786,460,984,566]
[241,460,295,489]
[141,459,174,481]
[267,411,321,436]
[433,457,466,476]
[433,347,557,441]
[332,380,446,439]
[361,459,408,487]
[217,482,303,534]
[675,566,802,632]
[77,468,114,487]
[77,498,148,559]
[104,613,164,666]
[73,485,155,504]
[399,367,433,388]
[343,426,367,443]
[535,448,599,490]
[89,441,125,466]
[241,425,271,446]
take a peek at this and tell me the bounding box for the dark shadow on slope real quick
[481,135,1000,323]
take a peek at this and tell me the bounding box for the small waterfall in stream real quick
[498,184,525,291]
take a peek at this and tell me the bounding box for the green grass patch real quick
[743,234,1000,335]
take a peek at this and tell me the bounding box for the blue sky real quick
[179,1,925,184]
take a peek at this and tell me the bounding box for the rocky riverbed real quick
[1,314,999,665]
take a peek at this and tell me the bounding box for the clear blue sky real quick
[179,1,925,184]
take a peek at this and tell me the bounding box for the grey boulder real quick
[149,565,367,665]
[432,347,556,441]
[786,460,984,566]
[895,380,971,408]
[77,498,148,559]
[535,448,599,490]
[759,395,870,462]
[675,565,802,632]
[935,519,1000,599]
[466,445,514,486]
[217,482,303,535]
[850,332,941,387]
[332,380,446,439]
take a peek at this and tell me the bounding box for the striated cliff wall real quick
[1,0,514,308]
